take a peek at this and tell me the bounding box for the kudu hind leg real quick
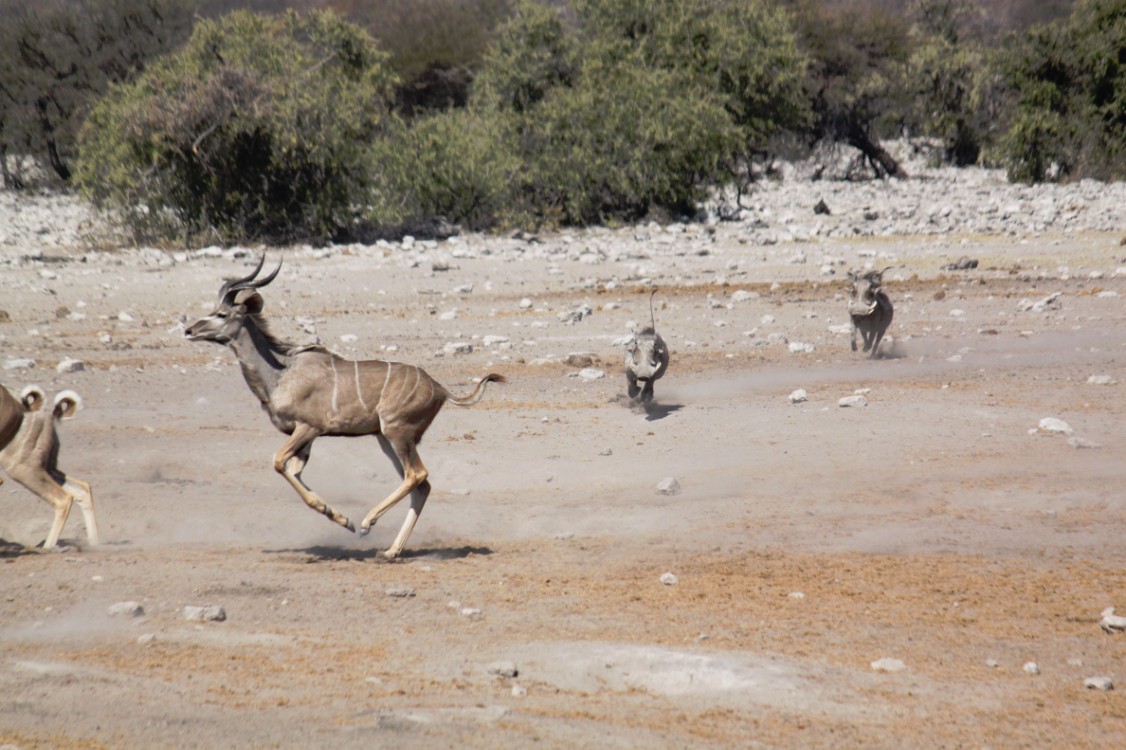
[359,434,430,558]
[273,425,355,532]
[63,478,99,546]
[6,465,74,549]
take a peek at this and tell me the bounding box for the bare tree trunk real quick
[846,123,908,180]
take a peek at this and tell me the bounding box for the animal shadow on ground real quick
[0,537,36,557]
[265,544,492,564]
[641,401,683,421]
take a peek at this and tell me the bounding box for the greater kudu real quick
[185,257,505,559]
[0,383,98,548]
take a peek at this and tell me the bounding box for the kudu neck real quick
[228,315,292,404]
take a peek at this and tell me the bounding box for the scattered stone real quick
[731,290,759,303]
[1067,437,1102,449]
[3,358,35,370]
[511,684,528,697]
[788,389,808,404]
[839,395,868,408]
[481,335,509,347]
[599,448,613,456]
[0,309,9,323]
[460,607,482,618]
[985,658,1000,668]
[564,353,595,368]
[108,601,145,618]
[339,334,358,344]
[453,283,474,294]
[1023,662,1041,675]
[1084,676,1114,691]
[813,199,831,215]
[385,587,416,598]
[1018,292,1062,312]
[788,341,815,354]
[1087,374,1115,385]
[183,605,227,623]
[575,368,605,381]
[518,298,533,310]
[942,256,979,271]
[1038,417,1074,435]
[1100,607,1126,633]
[442,341,473,356]
[136,633,157,645]
[56,358,85,374]
[487,661,519,678]
[659,572,679,586]
[788,591,806,600]
[656,477,681,496]
[870,658,906,673]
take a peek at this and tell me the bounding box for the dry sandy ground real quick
[1,227,1125,748]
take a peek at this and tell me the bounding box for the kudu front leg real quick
[273,425,355,533]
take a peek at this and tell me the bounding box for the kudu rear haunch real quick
[185,256,505,559]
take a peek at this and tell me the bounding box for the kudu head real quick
[185,255,281,344]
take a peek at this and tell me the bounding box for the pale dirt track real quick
[1,230,1125,748]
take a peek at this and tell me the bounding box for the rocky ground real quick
[1,154,1125,748]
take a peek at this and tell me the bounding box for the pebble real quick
[788,389,808,404]
[575,368,605,381]
[656,477,681,496]
[56,358,85,374]
[1099,607,1126,633]
[1084,676,1114,691]
[487,661,519,678]
[1087,375,1115,385]
[659,572,679,586]
[1038,417,1073,435]
[870,658,906,673]
[385,587,416,598]
[3,358,35,370]
[183,605,227,622]
[1023,662,1041,675]
[839,395,868,408]
[107,601,145,618]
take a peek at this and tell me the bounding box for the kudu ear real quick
[234,289,264,314]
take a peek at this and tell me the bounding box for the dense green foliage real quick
[999,0,1126,182]
[390,0,808,228]
[74,10,397,242]
[5,0,1112,245]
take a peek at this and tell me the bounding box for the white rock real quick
[1023,662,1041,675]
[1087,375,1115,385]
[731,290,759,303]
[511,684,528,697]
[787,591,806,600]
[788,341,815,353]
[839,395,868,408]
[183,605,227,622]
[482,335,509,346]
[870,658,906,673]
[3,358,35,370]
[1038,417,1074,435]
[443,341,473,356]
[56,358,85,374]
[487,661,519,678]
[339,334,358,343]
[117,311,134,322]
[453,283,474,294]
[438,309,459,321]
[656,477,681,496]
[575,368,605,381]
[1067,437,1102,449]
[1100,607,1126,633]
[460,607,482,618]
[788,389,808,404]
[1084,676,1114,691]
[385,587,416,598]
[659,572,679,586]
[518,298,533,310]
[108,601,145,618]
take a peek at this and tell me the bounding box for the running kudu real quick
[185,257,505,559]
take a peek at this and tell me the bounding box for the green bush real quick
[367,108,522,231]
[999,0,1126,182]
[75,9,397,243]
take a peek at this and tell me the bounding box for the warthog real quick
[625,290,669,405]
[847,267,894,358]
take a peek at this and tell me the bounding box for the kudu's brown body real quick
[185,257,504,559]
[0,384,98,548]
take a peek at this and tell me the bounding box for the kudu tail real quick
[447,373,507,406]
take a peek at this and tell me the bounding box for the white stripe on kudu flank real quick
[354,360,369,412]
[330,359,339,412]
